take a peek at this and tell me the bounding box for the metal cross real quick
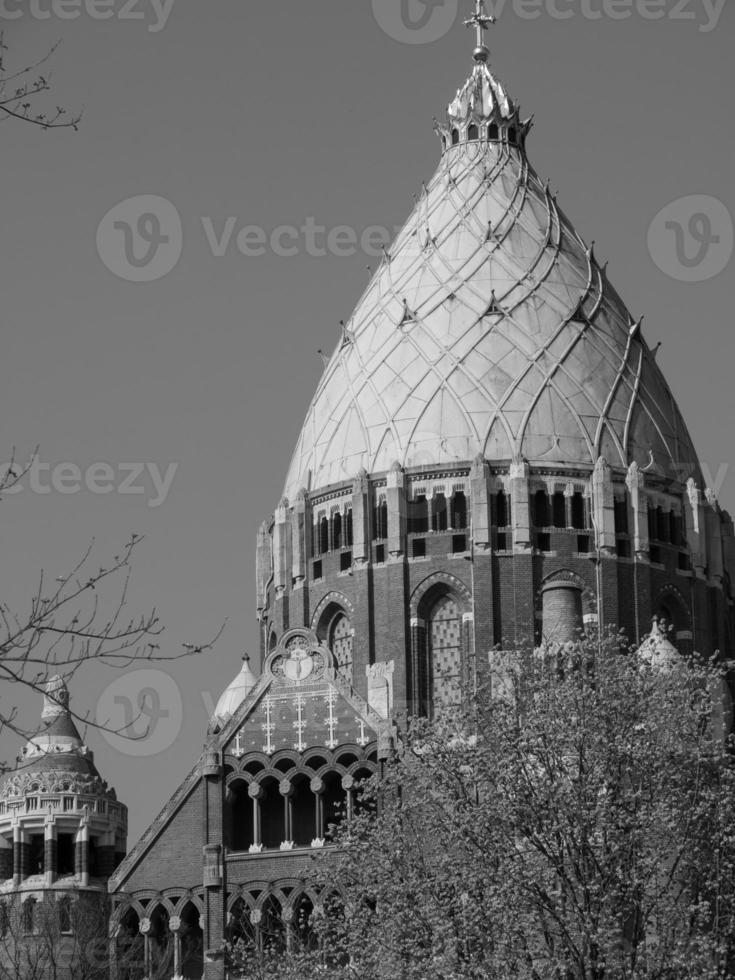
[465,0,496,49]
[292,696,307,752]
[261,696,275,755]
[233,729,245,759]
[324,690,338,750]
[356,718,369,748]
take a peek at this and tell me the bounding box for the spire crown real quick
[465,0,495,63]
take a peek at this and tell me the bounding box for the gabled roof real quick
[109,630,390,893]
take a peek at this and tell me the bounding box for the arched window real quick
[345,508,354,547]
[259,897,286,955]
[373,499,388,540]
[432,493,448,532]
[290,774,316,848]
[22,897,36,933]
[319,516,329,554]
[180,903,204,980]
[429,595,462,712]
[553,492,566,529]
[292,894,318,952]
[116,909,143,980]
[227,782,254,852]
[450,492,468,530]
[468,123,479,140]
[533,490,550,528]
[148,906,171,976]
[260,778,285,849]
[571,492,587,530]
[58,896,72,934]
[488,122,499,140]
[330,614,354,685]
[495,490,509,527]
[508,126,517,144]
[409,495,429,534]
[451,128,460,145]
[332,511,342,551]
[227,899,256,959]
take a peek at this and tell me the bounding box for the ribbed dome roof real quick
[282,56,699,501]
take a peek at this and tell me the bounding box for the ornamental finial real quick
[465,0,495,63]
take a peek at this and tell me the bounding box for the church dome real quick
[282,37,699,502]
[211,656,258,725]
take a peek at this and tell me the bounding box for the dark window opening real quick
[451,128,460,145]
[322,773,347,840]
[678,552,691,572]
[340,551,352,573]
[571,492,587,531]
[319,516,329,555]
[452,535,467,554]
[650,544,662,564]
[290,779,315,848]
[228,784,254,852]
[408,495,429,534]
[375,543,385,564]
[412,538,426,559]
[614,496,629,535]
[616,539,630,559]
[552,492,566,529]
[533,491,550,529]
[468,124,479,140]
[577,534,591,555]
[496,532,508,551]
[345,509,353,547]
[373,500,388,541]
[260,779,285,850]
[656,507,670,543]
[22,897,36,934]
[670,512,682,546]
[495,491,509,528]
[312,560,323,581]
[332,512,342,551]
[292,895,318,953]
[29,834,44,875]
[488,123,499,140]
[58,897,72,934]
[451,492,468,530]
[537,532,551,553]
[260,897,286,955]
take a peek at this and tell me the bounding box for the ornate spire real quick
[465,0,495,64]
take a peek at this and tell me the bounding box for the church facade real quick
[108,5,735,978]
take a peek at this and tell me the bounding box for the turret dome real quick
[211,655,258,725]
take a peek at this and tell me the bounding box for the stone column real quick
[75,819,90,886]
[592,457,616,556]
[626,462,649,559]
[351,470,370,566]
[291,490,308,591]
[248,784,262,852]
[470,455,492,551]
[273,498,291,600]
[12,824,25,885]
[279,780,293,847]
[310,777,324,843]
[510,459,531,551]
[541,581,583,644]
[686,479,707,577]
[44,817,56,887]
[387,463,406,559]
[169,915,183,980]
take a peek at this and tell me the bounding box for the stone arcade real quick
[101,4,734,977]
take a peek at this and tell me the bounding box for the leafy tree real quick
[252,631,735,979]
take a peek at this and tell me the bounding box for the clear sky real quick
[1,0,733,847]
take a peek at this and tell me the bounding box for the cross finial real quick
[465,0,495,63]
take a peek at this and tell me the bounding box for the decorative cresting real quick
[282,12,699,501]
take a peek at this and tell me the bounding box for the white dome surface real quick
[282,66,699,501]
[212,657,258,722]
